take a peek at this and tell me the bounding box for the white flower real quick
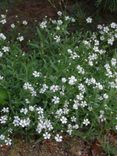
[0,115,8,124]
[99,111,106,122]
[0,19,6,24]
[23,82,36,96]
[57,20,63,25]
[2,46,9,52]
[0,134,5,140]
[78,84,86,93]
[71,17,75,22]
[32,71,41,77]
[54,35,60,43]
[40,21,47,29]
[56,26,60,30]
[0,33,6,40]
[73,124,79,129]
[22,20,28,25]
[1,107,9,113]
[103,26,109,33]
[76,65,85,74]
[52,96,60,104]
[55,134,62,142]
[108,38,114,45]
[71,116,76,122]
[25,98,30,104]
[86,17,92,23]
[23,82,32,90]
[100,36,104,41]
[115,33,117,38]
[83,118,90,126]
[73,101,80,110]
[67,128,73,135]
[20,108,28,115]
[96,83,103,90]
[56,109,63,118]
[13,116,20,126]
[5,138,12,146]
[29,106,34,111]
[88,106,93,111]
[1,14,6,18]
[76,93,84,100]
[40,84,48,93]
[31,90,37,96]
[43,132,51,139]
[65,16,70,21]
[19,118,30,127]
[0,75,3,80]
[110,22,116,29]
[50,85,59,92]
[17,36,24,42]
[57,11,62,16]
[111,58,116,66]
[36,107,43,114]
[93,46,99,52]
[61,77,67,83]
[63,107,69,114]
[11,23,15,28]
[103,93,108,99]
[51,20,57,24]
[83,40,91,47]
[67,49,72,53]
[68,76,77,85]
[67,49,79,60]
[80,101,87,108]
[97,24,103,29]
[60,116,67,124]
[0,51,3,57]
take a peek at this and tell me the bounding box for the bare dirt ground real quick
[1,132,117,156]
[0,136,107,156]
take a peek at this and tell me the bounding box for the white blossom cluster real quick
[0,15,10,58]
[23,82,37,96]
[0,14,6,24]
[0,12,117,146]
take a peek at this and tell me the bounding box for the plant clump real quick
[0,11,117,147]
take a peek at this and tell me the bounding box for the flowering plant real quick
[0,12,117,145]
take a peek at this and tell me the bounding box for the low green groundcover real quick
[0,11,117,146]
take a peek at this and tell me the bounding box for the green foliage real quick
[0,88,8,104]
[0,10,117,152]
[101,140,117,155]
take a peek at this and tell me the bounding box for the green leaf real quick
[0,88,8,104]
